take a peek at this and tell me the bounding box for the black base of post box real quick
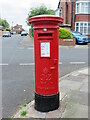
[35,92,59,112]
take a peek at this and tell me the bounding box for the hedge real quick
[30,27,73,39]
[59,27,73,39]
[6,28,11,31]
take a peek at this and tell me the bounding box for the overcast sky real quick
[0,0,59,31]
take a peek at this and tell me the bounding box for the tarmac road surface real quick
[1,35,88,118]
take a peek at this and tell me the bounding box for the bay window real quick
[76,1,89,14]
[75,22,90,35]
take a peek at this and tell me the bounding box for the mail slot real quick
[38,32,54,40]
[29,15,63,112]
[38,33,52,37]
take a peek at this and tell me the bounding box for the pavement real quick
[20,35,34,47]
[14,67,88,118]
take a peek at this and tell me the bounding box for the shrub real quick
[0,18,9,28]
[30,27,73,39]
[59,27,73,39]
[6,28,11,31]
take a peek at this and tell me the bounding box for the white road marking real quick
[70,62,86,64]
[0,62,86,66]
[27,47,34,50]
[20,62,62,66]
[0,63,8,66]
[19,63,35,66]
[59,62,62,65]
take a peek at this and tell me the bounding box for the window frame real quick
[75,22,90,35]
[55,8,60,17]
[76,1,89,14]
[59,8,62,18]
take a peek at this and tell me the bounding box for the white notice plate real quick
[41,42,50,57]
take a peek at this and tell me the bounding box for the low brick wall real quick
[87,34,90,39]
[0,30,2,37]
[59,38,76,46]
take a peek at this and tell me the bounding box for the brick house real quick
[11,24,24,34]
[55,0,90,37]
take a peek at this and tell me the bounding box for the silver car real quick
[3,31,11,37]
[21,31,28,36]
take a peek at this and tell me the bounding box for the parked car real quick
[11,31,16,35]
[3,31,11,37]
[71,31,89,44]
[21,31,28,36]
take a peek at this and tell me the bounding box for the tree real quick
[26,5,55,37]
[4,20,9,28]
[0,18,9,28]
[0,18,5,27]
[26,5,55,25]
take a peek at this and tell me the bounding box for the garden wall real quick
[59,38,76,46]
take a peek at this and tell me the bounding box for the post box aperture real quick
[29,15,63,112]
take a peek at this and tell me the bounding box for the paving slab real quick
[60,80,82,91]
[61,102,88,118]
[68,90,88,105]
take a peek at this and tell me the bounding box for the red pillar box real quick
[29,15,63,112]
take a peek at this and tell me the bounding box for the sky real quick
[0,0,59,31]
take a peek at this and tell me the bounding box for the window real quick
[85,3,88,13]
[80,23,83,33]
[76,1,89,14]
[88,23,90,34]
[84,23,88,34]
[81,3,85,13]
[81,2,88,13]
[55,8,62,17]
[75,22,89,34]
[76,23,79,32]
[76,3,80,13]
[59,8,62,18]
[55,8,60,16]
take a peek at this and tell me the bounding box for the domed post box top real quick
[29,15,63,28]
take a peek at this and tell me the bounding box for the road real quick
[1,35,88,118]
